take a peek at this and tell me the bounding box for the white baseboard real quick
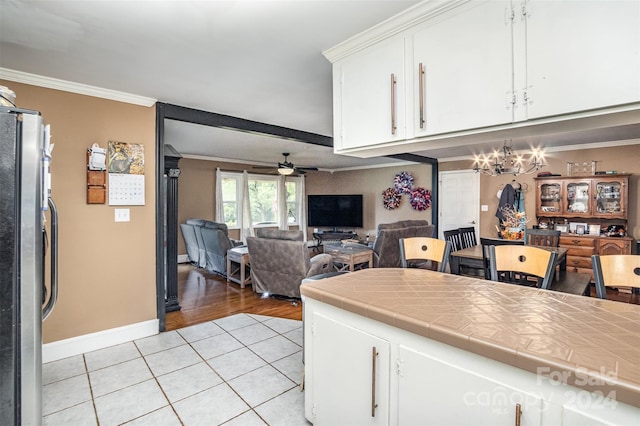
[178,254,189,263]
[42,319,159,363]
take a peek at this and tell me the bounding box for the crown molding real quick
[0,68,156,107]
[323,0,469,62]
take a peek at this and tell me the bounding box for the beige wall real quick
[177,158,435,251]
[3,81,157,343]
[305,164,435,237]
[440,143,640,240]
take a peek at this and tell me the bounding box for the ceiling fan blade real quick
[252,165,276,169]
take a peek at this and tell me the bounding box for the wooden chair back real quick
[480,237,524,280]
[524,228,561,247]
[489,245,557,289]
[591,254,640,299]
[399,237,452,272]
[458,226,477,249]
[443,229,461,252]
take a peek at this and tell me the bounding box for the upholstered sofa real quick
[246,229,333,298]
[372,220,435,268]
[180,219,241,275]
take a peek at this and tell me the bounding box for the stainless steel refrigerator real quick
[0,106,58,425]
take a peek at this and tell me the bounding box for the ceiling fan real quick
[253,153,319,175]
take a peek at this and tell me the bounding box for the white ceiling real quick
[1,0,638,173]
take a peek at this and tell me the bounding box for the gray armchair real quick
[247,229,333,298]
[180,222,200,265]
[372,220,435,268]
[181,219,241,275]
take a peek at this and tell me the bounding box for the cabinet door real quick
[593,177,628,219]
[598,238,632,256]
[524,0,640,119]
[310,312,390,425]
[412,0,513,137]
[565,180,591,217]
[537,180,563,217]
[397,345,543,425]
[336,36,405,150]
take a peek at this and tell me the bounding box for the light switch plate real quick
[481,205,489,212]
[115,208,130,222]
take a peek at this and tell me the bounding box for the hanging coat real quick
[495,183,516,222]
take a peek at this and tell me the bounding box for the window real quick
[221,176,239,227]
[219,172,301,228]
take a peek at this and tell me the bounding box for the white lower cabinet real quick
[397,345,542,425]
[307,311,390,425]
[304,299,640,425]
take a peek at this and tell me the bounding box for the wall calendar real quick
[107,141,145,206]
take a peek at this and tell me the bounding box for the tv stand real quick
[313,230,358,250]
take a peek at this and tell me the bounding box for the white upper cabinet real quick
[334,36,406,151]
[522,0,640,119]
[412,0,514,137]
[324,0,640,154]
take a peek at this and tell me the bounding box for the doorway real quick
[438,170,480,239]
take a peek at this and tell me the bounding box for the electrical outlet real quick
[115,208,130,222]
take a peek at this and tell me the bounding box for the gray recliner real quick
[372,220,435,268]
[182,219,240,275]
[247,229,333,298]
[201,221,241,276]
[186,218,208,268]
[180,222,200,265]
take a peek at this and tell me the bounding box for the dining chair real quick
[399,237,452,272]
[458,226,477,249]
[488,244,558,289]
[591,254,640,299]
[524,228,561,247]
[443,229,461,252]
[480,237,524,280]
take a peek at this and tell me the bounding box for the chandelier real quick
[473,142,546,176]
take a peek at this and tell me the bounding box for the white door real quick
[438,170,479,239]
[412,0,513,137]
[310,312,390,425]
[338,36,406,150]
[524,0,640,119]
[397,345,543,425]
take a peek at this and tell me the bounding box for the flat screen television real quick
[307,194,363,230]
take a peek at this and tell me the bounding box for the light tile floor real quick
[42,314,310,426]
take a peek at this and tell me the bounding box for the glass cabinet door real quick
[595,180,622,215]
[566,181,590,215]
[539,183,561,214]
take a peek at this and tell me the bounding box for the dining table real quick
[448,242,590,296]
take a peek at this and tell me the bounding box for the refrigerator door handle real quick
[43,197,58,320]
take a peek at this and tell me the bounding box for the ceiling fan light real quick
[278,167,294,176]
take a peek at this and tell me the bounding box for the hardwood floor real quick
[166,263,639,332]
[165,264,302,331]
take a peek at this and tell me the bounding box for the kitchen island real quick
[301,268,640,425]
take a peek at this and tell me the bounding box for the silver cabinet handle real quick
[390,74,397,135]
[371,346,378,417]
[419,63,425,129]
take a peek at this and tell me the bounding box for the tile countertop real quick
[300,268,640,408]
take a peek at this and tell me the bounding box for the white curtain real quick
[215,168,224,222]
[277,175,288,230]
[240,170,253,242]
[299,174,308,241]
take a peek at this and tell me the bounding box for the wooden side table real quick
[323,243,373,272]
[227,246,251,288]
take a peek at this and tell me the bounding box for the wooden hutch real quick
[535,173,633,278]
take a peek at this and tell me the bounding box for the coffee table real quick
[323,243,373,272]
[227,246,251,288]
